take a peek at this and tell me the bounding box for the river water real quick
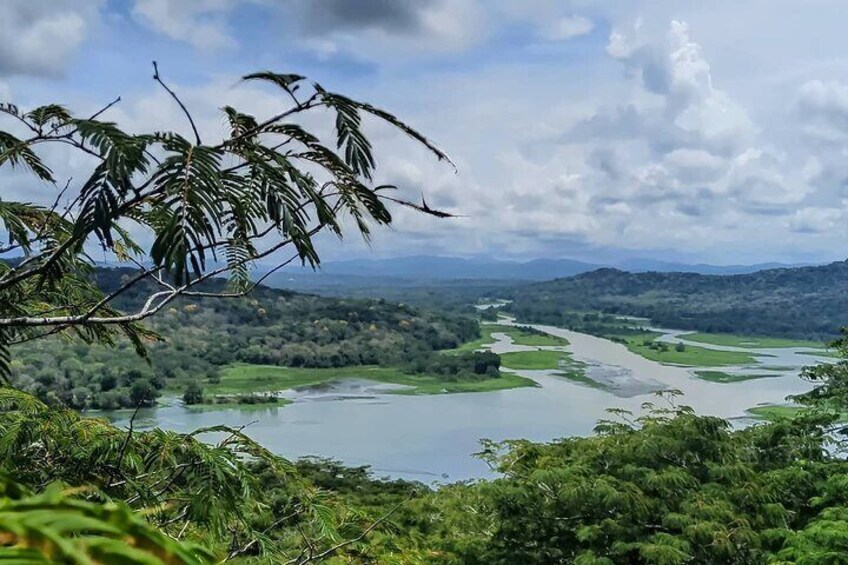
[108,322,831,482]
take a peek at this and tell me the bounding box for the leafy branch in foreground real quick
[0,65,455,562]
[0,387,400,562]
[0,64,455,376]
[0,478,214,565]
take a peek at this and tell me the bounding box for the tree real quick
[129,378,157,407]
[0,63,453,378]
[183,381,204,405]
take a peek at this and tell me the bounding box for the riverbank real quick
[170,364,537,400]
[449,324,568,352]
[683,333,825,349]
[614,334,760,366]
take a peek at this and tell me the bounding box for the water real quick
[107,322,831,483]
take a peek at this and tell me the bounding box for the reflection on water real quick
[107,322,832,483]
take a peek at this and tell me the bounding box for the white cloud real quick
[0,1,101,77]
[797,80,848,141]
[541,15,594,41]
[132,0,238,50]
[790,207,844,234]
[9,1,848,263]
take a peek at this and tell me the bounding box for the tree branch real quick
[152,61,202,146]
[287,500,406,565]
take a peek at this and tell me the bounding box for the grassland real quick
[554,369,609,390]
[448,324,568,352]
[683,333,825,349]
[694,371,780,383]
[798,350,838,359]
[499,350,570,370]
[747,404,848,423]
[175,364,538,398]
[613,334,760,367]
[746,405,802,421]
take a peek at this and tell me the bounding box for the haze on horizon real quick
[2,0,848,266]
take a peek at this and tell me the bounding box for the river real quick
[108,321,830,483]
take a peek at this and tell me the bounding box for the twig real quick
[88,96,122,121]
[223,510,301,561]
[152,61,201,145]
[111,391,147,484]
[287,500,406,564]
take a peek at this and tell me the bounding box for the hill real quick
[8,268,484,410]
[506,260,848,339]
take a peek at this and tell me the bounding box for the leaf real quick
[242,72,305,91]
[25,105,72,129]
[0,131,53,182]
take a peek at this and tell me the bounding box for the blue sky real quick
[3,1,848,265]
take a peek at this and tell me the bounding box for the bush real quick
[183,382,204,405]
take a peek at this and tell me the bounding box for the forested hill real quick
[507,260,848,339]
[9,267,481,410]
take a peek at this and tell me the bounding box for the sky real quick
[2,0,848,265]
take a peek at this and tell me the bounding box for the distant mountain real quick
[505,260,848,339]
[270,255,811,281]
[614,258,809,275]
[307,256,597,280]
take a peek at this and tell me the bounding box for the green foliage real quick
[0,387,393,562]
[0,477,214,564]
[433,397,847,564]
[183,381,203,405]
[9,267,483,409]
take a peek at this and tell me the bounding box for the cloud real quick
[790,207,843,234]
[0,1,101,77]
[296,0,435,34]
[287,0,486,60]
[797,80,848,142]
[131,0,238,50]
[541,15,594,41]
[9,1,848,264]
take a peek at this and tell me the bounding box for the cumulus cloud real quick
[132,0,238,50]
[0,1,101,77]
[9,1,848,263]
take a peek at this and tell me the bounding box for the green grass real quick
[694,371,781,383]
[554,369,608,390]
[616,335,759,367]
[746,405,803,421]
[798,350,838,359]
[179,364,537,397]
[499,350,570,370]
[759,366,797,372]
[683,333,825,349]
[448,325,512,352]
[748,404,848,423]
[503,327,569,347]
[448,324,568,353]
